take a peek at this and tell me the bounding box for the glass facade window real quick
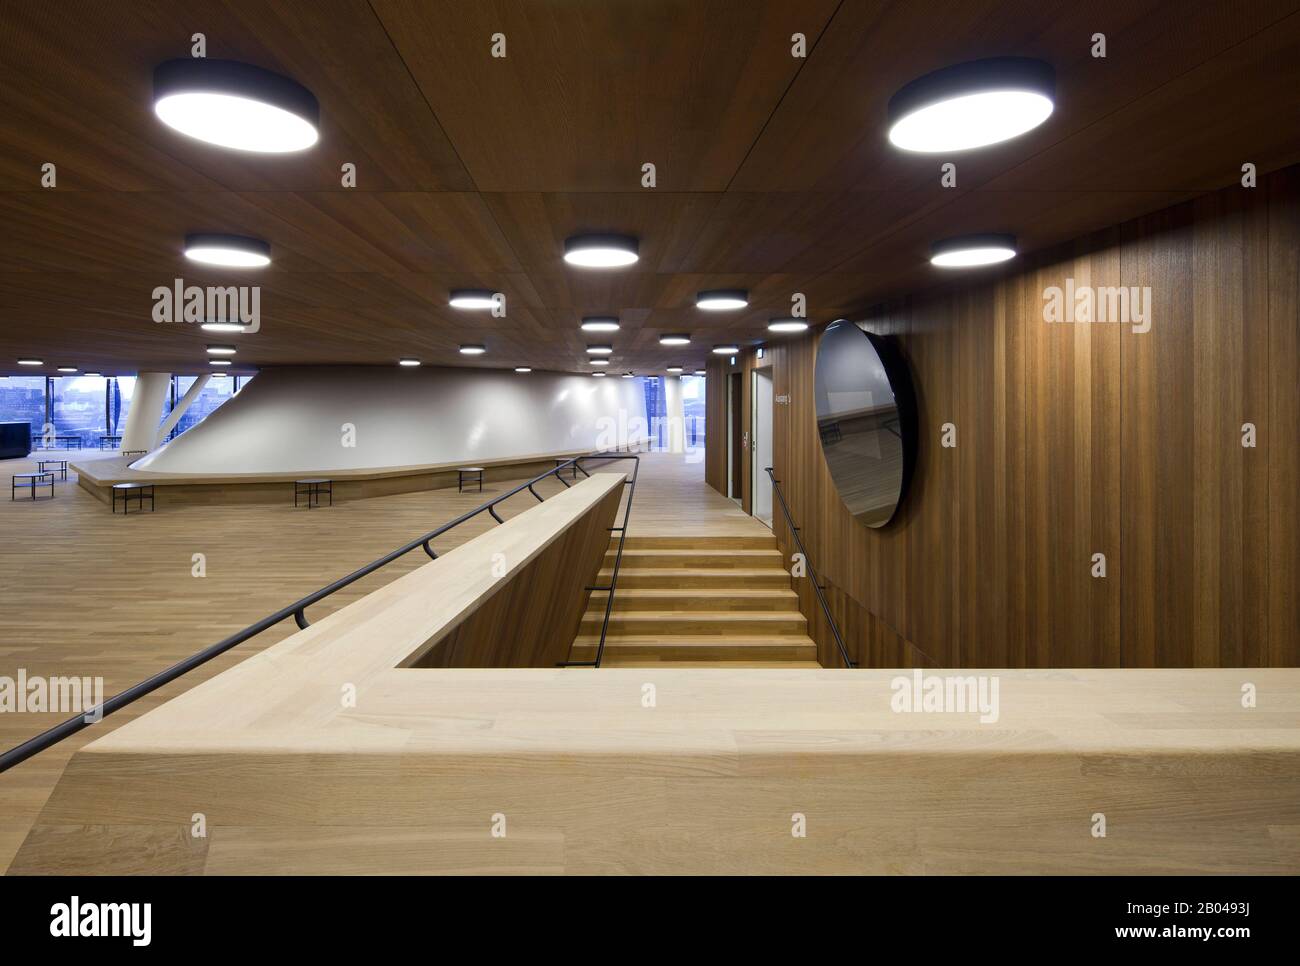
[0,376,46,446]
[681,375,706,447]
[170,375,238,438]
[50,375,108,448]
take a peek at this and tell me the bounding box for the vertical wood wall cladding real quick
[707,168,1300,668]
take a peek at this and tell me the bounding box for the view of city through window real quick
[643,375,705,449]
[0,374,250,450]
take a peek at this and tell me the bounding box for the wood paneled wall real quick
[707,167,1300,668]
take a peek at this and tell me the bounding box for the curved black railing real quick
[765,467,855,669]
[0,451,640,774]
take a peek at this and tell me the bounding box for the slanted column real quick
[119,372,171,453]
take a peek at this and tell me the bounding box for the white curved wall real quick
[133,366,648,476]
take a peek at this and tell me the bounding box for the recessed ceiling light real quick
[589,359,609,366]
[184,233,271,268]
[398,358,421,367]
[209,359,232,366]
[448,289,497,309]
[712,345,740,355]
[667,366,683,374]
[768,318,809,333]
[153,58,320,153]
[200,320,251,333]
[57,366,78,373]
[514,366,532,373]
[586,345,613,355]
[887,57,1055,153]
[592,371,607,377]
[17,359,42,366]
[659,334,691,346]
[563,234,639,268]
[580,317,620,332]
[930,233,1018,268]
[205,345,236,356]
[459,344,486,355]
[696,289,749,310]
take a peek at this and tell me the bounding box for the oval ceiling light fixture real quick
[589,359,610,366]
[768,318,810,333]
[887,57,1055,153]
[448,289,497,309]
[592,371,607,378]
[621,371,635,379]
[205,345,236,356]
[459,344,486,355]
[514,366,532,373]
[930,233,1018,268]
[209,359,232,366]
[398,358,421,367]
[694,369,706,376]
[712,344,740,355]
[659,333,691,346]
[153,58,320,153]
[585,345,613,356]
[563,233,639,268]
[57,366,79,373]
[17,359,43,366]
[85,372,103,378]
[185,233,271,268]
[666,366,684,374]
[696,289,749,311]
[200,320,251,333]
[580,317,620,332]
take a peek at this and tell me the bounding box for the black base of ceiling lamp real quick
[888,57,1055,153]
[184,233,271,268]
[930,233,1018,268]
[154,58,320,153]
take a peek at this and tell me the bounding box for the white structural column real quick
[119,372,171,453]
[663,375,686,454]
[153,373,210,447]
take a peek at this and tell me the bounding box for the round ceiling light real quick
[205,345,236,356]
[666,366,683,374]
[459,344,486,355]
[930,233,1018,268]
[768,318,810,333]
[592,371,607,378]
[448,289,497,309]
[562,234,639,268]
[398,358,421,367]
[712,345,740,355]
[184,233,271,268]
[514,367,532,373]
[694,369,706,376]
[659,333,691,346]
[17,359,43,366]
[887,57,1055,153]
[580,317,620,332]
[209,359,232,367]
[696,289,749,310]
[57,366,78,373]
[589,359,609,366]
[85,372,103,378]
[621,372,634,379]
[153,58,320,153]
[586,345,613,355]
[200,320,251,333]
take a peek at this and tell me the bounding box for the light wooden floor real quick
[0,447,760,872]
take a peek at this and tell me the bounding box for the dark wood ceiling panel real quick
[0,0,473,191]
[0,1,1297,375]
[370,0,839,190]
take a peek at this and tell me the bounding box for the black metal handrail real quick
[765,467,856,669]
[0,451,640,773]
[561,452,641,668]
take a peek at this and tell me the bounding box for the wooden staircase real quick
[569,535,820,667]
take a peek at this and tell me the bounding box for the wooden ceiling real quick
[2,0,1299,376]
